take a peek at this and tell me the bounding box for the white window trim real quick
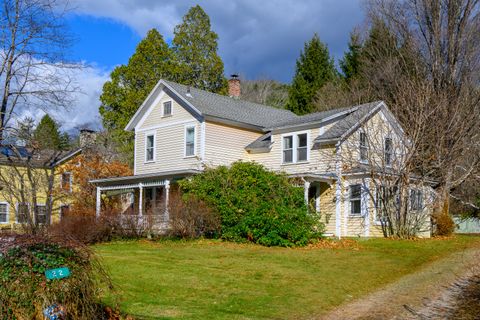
[359,130,368,164]
[144,131,157,163]
[61,171,73,193]
[161,100,173,117]
[184,124,197,158]
[281,130,310,165]
[15,202,30,224]
[0,202,10,224]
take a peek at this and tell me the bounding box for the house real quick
[0,130,96,230]
[92,77,432,237]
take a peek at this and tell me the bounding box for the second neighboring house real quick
[0,129,97,230]
[92,77,432,238]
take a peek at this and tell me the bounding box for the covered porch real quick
[90,170,199,230]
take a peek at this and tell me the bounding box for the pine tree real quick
[173,5,227,93]
[340,32,363,82]
[99,29,177,163]
[287,34,337,115]
[34,114,69,150]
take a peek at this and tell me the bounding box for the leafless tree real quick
[339,0,480,223]
[240,78,289,108]
[0,118,71,234]
[0,0,81,140]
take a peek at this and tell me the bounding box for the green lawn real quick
[95,236,480,320]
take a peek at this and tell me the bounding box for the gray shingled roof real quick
[163,80,297,128]
[245,132,273,152]
[267,106,354,129]
[314,101,382,144]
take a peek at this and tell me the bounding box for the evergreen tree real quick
[287,34,337,115]
[34,114,69,150]
[340,32,363,82]
[173,5,227,93]
[99,29,177,163]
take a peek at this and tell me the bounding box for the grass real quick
[94,235,480,320]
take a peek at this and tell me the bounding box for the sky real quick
[40,0,366,132]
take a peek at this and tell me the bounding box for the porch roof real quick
[289,172,337,182]
[90,169,201,187]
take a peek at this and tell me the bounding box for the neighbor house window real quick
[60,205,70,220]
[385,137,393,166]
[61,172,71,192]
[0,203,8,223]
[297,133,308,162]
[283,136,293,163]
[185,126,195,157]
[282,132,309,164]
[145,134,155,162]
[163,101,172,116]
[359,131,368,162]
[350,184,362,215]
[410,189,423,211]
[16,203,29,224]
[35,204,48,225]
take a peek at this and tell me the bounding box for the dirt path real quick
[316,246,480,320]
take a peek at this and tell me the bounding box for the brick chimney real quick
[79,129,97,148]
[228,74,241,99]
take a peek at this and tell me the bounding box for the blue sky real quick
[43,1,366,131]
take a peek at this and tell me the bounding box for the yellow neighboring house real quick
[0,144,82,230]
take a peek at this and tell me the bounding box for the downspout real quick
[335,142,342,239]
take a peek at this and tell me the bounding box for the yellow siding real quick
[204,122,262,167]
[135,92,201,174]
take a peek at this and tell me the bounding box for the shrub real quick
[168,191,221,238]
[179,161,324,246]
[433,212,456,236]
[0,233,112,319]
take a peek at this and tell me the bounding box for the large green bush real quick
[179,161,324,246]
[0,233,111,319]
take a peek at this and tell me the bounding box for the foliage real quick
[179,161,324,247]
[433,212,456,236]
[99,29,177,163]
[287,33,337,115]
[34,114,70,150]
[60,154,132,215]
[240,79,289,108]
[167,191,221,238]
[173,5,227,94]
[339,32,363,82]
[0,233,111,319]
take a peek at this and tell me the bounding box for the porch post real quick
[164,180,170,222]
[138,183,143,217]
[96,187,101,218]
[304,180,310,207]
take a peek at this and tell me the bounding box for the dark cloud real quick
[71,0,365,82]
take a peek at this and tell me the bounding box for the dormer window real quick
[282,132,309,164]
[163,101,172,117]
[359,131,368,162]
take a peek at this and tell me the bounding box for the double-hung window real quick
[185,126,195,157]
[297,133,308,162]
[35,204,48,225]
[385,137,393,166]
[145,134,155,162]
[16,203,29,224]
[410,189,423,211]
[283,136,293,163]
[359,131,368,162]
[350,184,362,215]
[163,101,172,116]
[0,203,8,223]
[282,132,308,164]
[61,172,72,192]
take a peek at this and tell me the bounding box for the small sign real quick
[43,304,66,320]
[45,267,70,280]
